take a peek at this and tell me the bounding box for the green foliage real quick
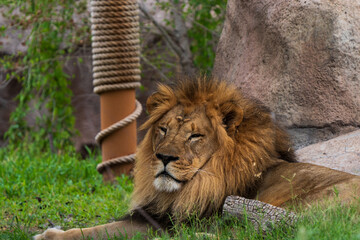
[186,0,226,72]
[1,0,89,151]
[143,0,226,76]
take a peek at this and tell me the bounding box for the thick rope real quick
[92,64,140,72]
[94,82,141,94]
[93,75,140,85]
[97,154,136,173]
[92,46,139,55]
[91,40,140,50]
[93,69,141,78]
[95,100,142,144]
[91,18,139,25]
[91,0,141,173]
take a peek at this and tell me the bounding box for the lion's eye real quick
[188,133,204,141]
[159,127,167,136]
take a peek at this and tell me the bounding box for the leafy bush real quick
[1,0,90,151]
[141,0,227,79]
[186,0,226,72]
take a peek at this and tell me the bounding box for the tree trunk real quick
[222,196,297,232]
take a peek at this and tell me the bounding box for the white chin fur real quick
[153,176,181,192]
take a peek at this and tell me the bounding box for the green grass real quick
[0,145,132,239]
[0,145,359,240]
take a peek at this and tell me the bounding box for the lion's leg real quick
[33,219,151,240]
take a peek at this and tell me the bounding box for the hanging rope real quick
[90,0,141,174]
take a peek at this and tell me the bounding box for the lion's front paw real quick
[33,227,64,240]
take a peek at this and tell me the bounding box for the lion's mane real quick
[131,77,295,221]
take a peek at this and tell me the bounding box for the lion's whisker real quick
[191,168,214,176]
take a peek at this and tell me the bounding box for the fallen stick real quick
[222,196,297,231]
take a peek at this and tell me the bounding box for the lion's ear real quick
[220,102,243,135]
[141,85,176,130]
[146,92,163,114]
[146,84,175,115]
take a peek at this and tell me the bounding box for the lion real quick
[35,77,360,240]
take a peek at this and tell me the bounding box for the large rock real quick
[213,0,360,147]
[296,130,360,176]
[0,8,30,55]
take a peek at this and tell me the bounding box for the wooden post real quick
[90,0,141,181]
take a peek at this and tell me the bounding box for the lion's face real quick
[151,105,218,192]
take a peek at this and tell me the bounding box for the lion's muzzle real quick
[155,153,179,166]
[153,153,183,192]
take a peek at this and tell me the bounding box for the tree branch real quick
[140,54,170,82]
[222,196,297,232]
[138,3,182,58]
[168,4,220,37]
[170,0,195,75]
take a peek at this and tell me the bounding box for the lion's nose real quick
[156,153,179,166]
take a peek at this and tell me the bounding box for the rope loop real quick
[93,63,140,72]
[96,154,135,174]
[95,100,142,144]
[94,81,141,91]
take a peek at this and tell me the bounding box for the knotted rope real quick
[90,0,141,174]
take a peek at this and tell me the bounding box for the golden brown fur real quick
[34,77,360,240]
[131,77,296,220]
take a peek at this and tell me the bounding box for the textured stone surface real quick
[288,125,358,150]
[296,130,360,176]
[0,8,30,55]
[213,0,360,130]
